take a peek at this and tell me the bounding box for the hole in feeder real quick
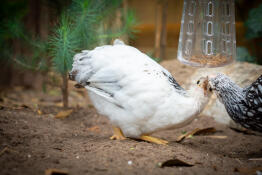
[188,1,196,16]
[226,41,232,55]
[207,2,213,16]
[225,22,230,35]
[222,40,226,53]
[206,40,212,55]
[207,21,213,36]
[226,3,230,16]
[177,0,236,67]
[187,21,194,35]
[221,23,225,34]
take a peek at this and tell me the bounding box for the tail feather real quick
[113,39,125,45]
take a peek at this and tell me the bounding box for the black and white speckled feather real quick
[162,71,186,95]
[209,73,262,132]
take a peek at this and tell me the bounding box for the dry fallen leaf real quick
[0,147,18,157]
[176,128,200,142]
[176,127,216,142]
[45,168,68,175]
[0,104,32,110]
[159,157,194,168]
[55,109,73,119]
[20,104,30,109]
[234,167,262,175]
[11,104,32,110]
[87,126,100,132]
[193,127,216,135]
[37,109,42,115]
[213,165,218,171]
[0,105,5,110]
[55,102,63,107]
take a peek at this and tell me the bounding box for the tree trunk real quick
[122,0,129,44]
[62,73,68,108]
[40,0,49,40]
[27,0,40,38]
[154,0,168,60]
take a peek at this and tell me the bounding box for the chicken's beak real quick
[203,78,209,95]
[198,77,211,96]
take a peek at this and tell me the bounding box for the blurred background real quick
[0,0,262,107]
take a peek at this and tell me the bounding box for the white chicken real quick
[69,39,212,145]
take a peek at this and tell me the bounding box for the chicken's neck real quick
[187,86,210,114]
[166,86,210,129]
[216,82,246,118]
[217,82,244,107]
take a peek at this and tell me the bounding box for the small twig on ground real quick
[176,127,217,142]
[248,158,262,161]
[205,135,227,139]
[176,128,200,142]
[0,147,18,157]
[45,168,68,175]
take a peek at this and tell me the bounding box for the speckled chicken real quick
[209,73,262,132]
[69,39,212,144]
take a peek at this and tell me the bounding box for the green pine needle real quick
[49,0,137,75]
[49,14,77,74]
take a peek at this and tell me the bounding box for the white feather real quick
[71,39,210,138]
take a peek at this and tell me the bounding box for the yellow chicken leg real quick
[110,127,126,140]
[140,135,168,145]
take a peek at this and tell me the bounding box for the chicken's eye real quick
[197,80,200,84]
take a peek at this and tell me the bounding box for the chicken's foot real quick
[110,127,126,140]
[140,135,168,145]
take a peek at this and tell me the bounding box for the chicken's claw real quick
[110,127,126,140]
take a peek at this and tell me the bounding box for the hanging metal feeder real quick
[177,0,236,67]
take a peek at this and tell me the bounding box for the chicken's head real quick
[208,73,233,102]
[196,76,212,97]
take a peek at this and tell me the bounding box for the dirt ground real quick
[0,60,262,175]
[1,93,262,175]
